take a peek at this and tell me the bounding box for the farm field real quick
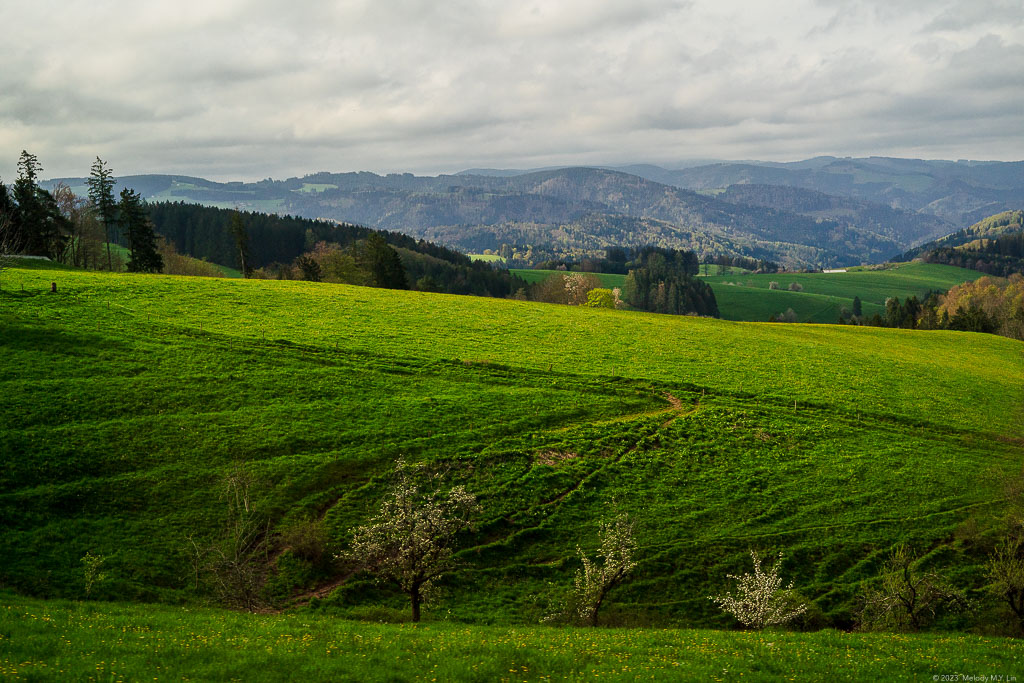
[2,595,1021,682]
[712,286,886,323]
[705,262,985,322]
[0,264,1022,630]
[511,268,627,288]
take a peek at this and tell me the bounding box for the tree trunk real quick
[411,588,421,623]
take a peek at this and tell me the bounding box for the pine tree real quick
[229,212,251,277]
[363,232,407,289]
[12,152,66,259]
[87,157,117,270]
[119,188,162,273]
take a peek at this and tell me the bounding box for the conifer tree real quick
[230,211,251,277]
[12,152,66,259]
[87,157,117,270]
[119,188,162,273]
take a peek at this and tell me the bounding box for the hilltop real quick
[1,263,1021,630]
[43,158,1012,269]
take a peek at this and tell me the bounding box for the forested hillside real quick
[147,202,526,298]
[629,157,1024,225]
[900,210,1024,276]
[45,164,981,269]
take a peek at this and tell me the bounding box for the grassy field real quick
[470,253,506,263]
[511,268,627,288]
[1,264,1022,630]
[705,262,985,322]
[2,594,1021,682]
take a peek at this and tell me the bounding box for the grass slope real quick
[2,595,1021,682]
[705,262,985,322]
[1,265,1021,628]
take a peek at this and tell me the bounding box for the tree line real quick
[919,231,1024,278]
[0,152,162,273]
[149,202,529,297]
[836,275,1024,341]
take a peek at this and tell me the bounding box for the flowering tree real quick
[573,510,638,626]
[345,461,480,622]
[709,550,807,629]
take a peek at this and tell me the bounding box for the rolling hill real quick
[1,263,1021,631]
[43,164,977,269]
[622,157,1024,226]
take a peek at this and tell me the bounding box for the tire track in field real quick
[284,389,695,605]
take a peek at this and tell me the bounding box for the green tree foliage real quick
[362,232,407,289]
[11,151,67,259]
[119,188,163,273]
[148,203,523,297]
[624,247,718,316]
[87,157,118,271]
[230,211,251,277]
[585,288,615,309]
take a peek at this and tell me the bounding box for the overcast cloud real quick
[1,0,1022,181]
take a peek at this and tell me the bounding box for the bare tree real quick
[858,544,968,632]
[710,550,808,630]
[573,510,638,626]
[0,213,18,291]
[987,527,1024,632]
[344,460,479,622]
[200,467,269,611]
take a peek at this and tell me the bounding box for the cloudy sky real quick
[1,0,1022,182]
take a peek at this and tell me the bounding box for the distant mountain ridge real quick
[42,156,1023,269]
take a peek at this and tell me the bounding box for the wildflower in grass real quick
[709,550,807,630]
[344,459,480,622]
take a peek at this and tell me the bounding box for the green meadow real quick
[705,262,985,322]
[0,263,1022,633]
[511,268,627,288]
[2,594,1021,682]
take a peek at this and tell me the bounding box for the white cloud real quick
[0,0,1021,182]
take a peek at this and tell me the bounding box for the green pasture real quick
[470,253,506,263]
[705,262,985,322]
[712,286,885,323]
[0,265,1021,629]
[2,595,1021,682]
[298,183,338,193]
[511,268,627,288]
